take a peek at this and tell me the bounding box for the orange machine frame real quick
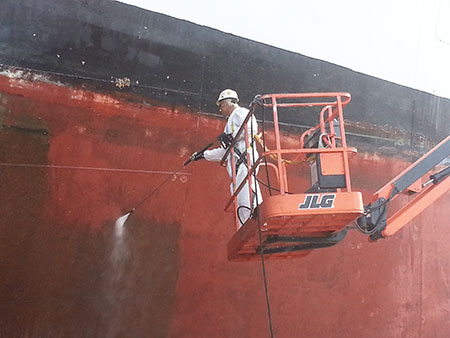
[222,93,364,261]
[222,92,450,261]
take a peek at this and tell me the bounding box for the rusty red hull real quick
[1,75,449,337]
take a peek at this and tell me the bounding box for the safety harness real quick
[234,148,247,174]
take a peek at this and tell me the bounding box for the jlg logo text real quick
[298,194,336,209]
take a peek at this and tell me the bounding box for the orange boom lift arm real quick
[355,135,450,242]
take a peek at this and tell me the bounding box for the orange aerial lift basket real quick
[222,92,450,261]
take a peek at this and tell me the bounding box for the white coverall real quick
[204,106,263,227]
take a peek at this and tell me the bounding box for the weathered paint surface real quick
[1,0,450,337]
[0,76,449,337]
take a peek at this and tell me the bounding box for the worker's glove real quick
[218,132,233,148]
[190,151,204,162]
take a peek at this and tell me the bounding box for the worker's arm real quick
[229,111,244,140]
[204,147,227,162]
[229,108,255,140]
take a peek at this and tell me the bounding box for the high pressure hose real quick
[115,141,214,228]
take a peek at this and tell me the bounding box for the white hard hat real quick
[216,89,239,106]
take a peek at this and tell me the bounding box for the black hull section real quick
[1,0,449,155]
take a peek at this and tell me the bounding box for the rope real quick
[250,111,275,338]
[261,105,273,196]
[253,134,308,166]
[0,162,192,175]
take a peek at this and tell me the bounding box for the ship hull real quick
[1,1,449,337]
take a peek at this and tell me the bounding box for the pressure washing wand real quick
[115,141,214,228]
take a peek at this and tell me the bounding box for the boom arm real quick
[356,135,450,241]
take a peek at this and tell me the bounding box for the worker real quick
[190,89,262,227]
